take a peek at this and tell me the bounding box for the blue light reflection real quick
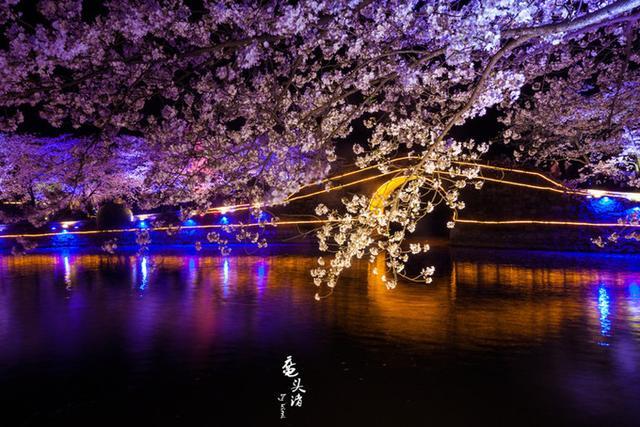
[256,261,267,294]
[140,256,149,290]
[597,284,611,346]
[188,257,197,286]
[63,255,71,287]
[222,258,230,296]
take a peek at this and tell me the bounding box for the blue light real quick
[140,256,149,290]
[63,255,71,287]
[183,218,196,226]
[138,220,148,229]
[597,284,611,345]
[256,261,267,294]
[219,216,229,225]
[51,226,57,231]
[589,195,620,215]
[222,258,230,296]
[595,196,614,209]
[622,206,640,217]
[187,257,197,287]
[630,282,640,299]
[53,227,77,245]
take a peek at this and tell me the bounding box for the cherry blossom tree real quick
[1,0,639,294]
[504,21,640,187]
[0,133,151,224]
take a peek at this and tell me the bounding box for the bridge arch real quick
[368,175,417,214]
[368,175,451,238]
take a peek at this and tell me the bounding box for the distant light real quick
[589,195,617,213]
[62,229,68,234]
[60,220,79,230]
[135,213,155,221]
[50,226,57,231]
[138,220,148,229]
[183,218,197,226]
[630,283,640,299]
[586,189,640,202]
[219,216,229,225]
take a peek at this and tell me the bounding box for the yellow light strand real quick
[0,219,336,240]
[3,156,640,210]
[452,160,568,189]
[4,156,640,239]
[455,218,639,228]
[201,157,639,216]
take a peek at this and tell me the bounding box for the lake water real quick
[0,244,639,426]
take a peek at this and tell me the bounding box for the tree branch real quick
[504,0,640,37]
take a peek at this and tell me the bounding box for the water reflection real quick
[140,255,149,291]
[2,250,640,349]
[1,247,640,425]
[222,257,229,296]
[598,285,612,345]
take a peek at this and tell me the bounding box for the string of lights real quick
[0,219,339,240]
[202,157,640,215]
[455,218,640,228]
[3,157,640,242]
